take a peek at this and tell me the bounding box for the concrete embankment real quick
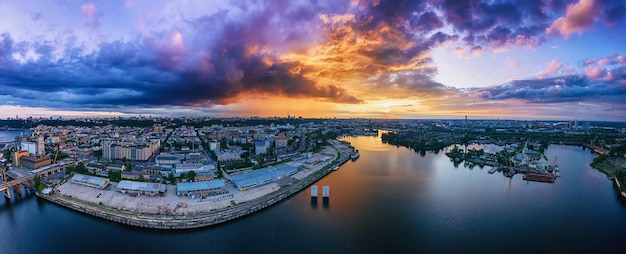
[612,177,626,200]
[36,156,350,230]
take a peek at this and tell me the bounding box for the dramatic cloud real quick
[477,74,626,104]
[0,0,625,120]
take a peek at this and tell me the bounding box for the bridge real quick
[0,162,75,199]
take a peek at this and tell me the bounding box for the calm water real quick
[1,135,625,253]
[0,130,23,142]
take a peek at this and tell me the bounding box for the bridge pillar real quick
[13,184,22,197]
[24,180,33,191]
[1,166,6,183]
[4,188,10,199]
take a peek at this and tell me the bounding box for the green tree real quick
[33,175,45,192]
[108,170,121,182]
[217,161,224,178]
[168,173,175,183]
[75,162,87,174]
[188,170,196,181]
[3,149,13,164]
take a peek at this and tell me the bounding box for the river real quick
[1,135,625,253]
[0,130,24,142]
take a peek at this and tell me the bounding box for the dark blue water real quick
[1,135,625,253]
[0,131,22,142]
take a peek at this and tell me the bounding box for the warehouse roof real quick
[117,180,163,193]
[71,174,109,187]
[177,180,225,192]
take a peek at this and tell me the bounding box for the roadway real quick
[0,161,77,197]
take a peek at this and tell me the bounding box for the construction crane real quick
[53,144,60,164]
[53,140,78,164]
[549,156,558,172]
[591,136,598,146]
[67,141,77,161]
[551,156,558,167]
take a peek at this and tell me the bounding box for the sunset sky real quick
[0,0,625,120]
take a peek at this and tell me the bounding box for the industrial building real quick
[116,180,165,196]
[20,155,52,170]
[70,174,110,189]
[12,150,30,166]
[102,139,160,161]
[176,179,226,197]
[19,134,45,156]
[230,162,302,190]
[255,140,268,155]
[155,154,178,165]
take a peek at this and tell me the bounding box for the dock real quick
[311,185,318,198]
[322,186,329,198]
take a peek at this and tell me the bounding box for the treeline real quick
[381,132,450,151]
[0,119,156,128]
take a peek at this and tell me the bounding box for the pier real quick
[311,185,318,198]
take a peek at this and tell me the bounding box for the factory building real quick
[20,155,52,170]
[176,179,226,197]
[116,180,165,196]
[230,162,302,190]
[70,174,110,189]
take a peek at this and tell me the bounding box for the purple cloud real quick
[477,75,626,104]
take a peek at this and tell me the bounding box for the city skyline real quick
[1,0,625,120]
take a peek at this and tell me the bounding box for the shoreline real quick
[36,141,351,230]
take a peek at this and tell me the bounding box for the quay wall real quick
[612,177,626,200]
[36,156,350,230]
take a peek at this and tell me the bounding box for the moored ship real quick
[351,150,360,159]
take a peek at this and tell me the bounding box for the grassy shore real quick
[590,160,626,193]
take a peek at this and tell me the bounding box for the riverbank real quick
[590,158,626,200]
[36,140,352,229]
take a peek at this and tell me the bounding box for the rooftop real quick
[177,180,225,192]
[117,180,163,193]
[71,173,109,187]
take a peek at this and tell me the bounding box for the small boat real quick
[351,150,360,159]
[488,167,497,174]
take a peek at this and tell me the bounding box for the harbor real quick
[447,141,562,183]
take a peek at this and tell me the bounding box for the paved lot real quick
[55,142,345,215]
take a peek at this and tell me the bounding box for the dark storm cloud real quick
[477,75,626,103]
[437,0,555,48]
[0,1,363,110]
